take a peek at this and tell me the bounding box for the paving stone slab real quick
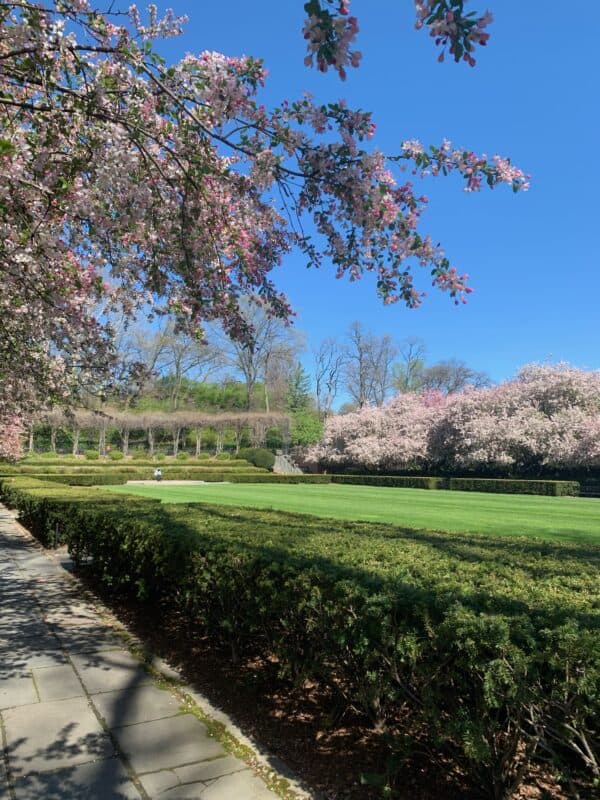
[33,665,84,702]
[12,757,141,800]
[44,605,104,629]
[70,650,152,695]
[140,755,250,797]
[0,618,54,641]
[3,696,113,775]
[201,769,279,800]
[113,714,225,775]
[0,674,38,710]
[57,626,124,654]
[0,640,66,674]
[92,684,181,729]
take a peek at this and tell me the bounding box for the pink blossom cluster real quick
[306,364,600,473]
[414,1,493,66]
[302,1,361,80]
[302,1,494,77]
[0,414,25,462]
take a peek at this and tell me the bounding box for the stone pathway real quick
[0,505,292,799]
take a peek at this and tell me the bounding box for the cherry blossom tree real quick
[0,0,525,459]
[307,365,600,475]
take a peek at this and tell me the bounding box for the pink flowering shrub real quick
[308,365,600,474]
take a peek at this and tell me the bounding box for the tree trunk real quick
[172,428,180,457]
[98,427,106,457]
[50,427,57,453]
[72,428,80,456]
[122,430,129,456]
[234,430,241,454]
[215,429,223,455]
[195,428,202,457]
[147,428,155,456]
[28,429,34,454]
[264,384,270,414]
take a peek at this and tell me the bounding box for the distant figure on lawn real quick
[153,468,162,482]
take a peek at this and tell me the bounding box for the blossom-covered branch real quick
[1,0,522,459]
[302,1,494,80]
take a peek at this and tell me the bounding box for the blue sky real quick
[156,1,599,383]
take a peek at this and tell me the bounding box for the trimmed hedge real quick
[236,447,275,470]
[1,462,265,475]
[1,477,597,798]
[0,477,159,546]
[331,474,445,490]
[228,473,331,484]
[24,471,273,486]
[449,477,580,497]
[9,459,261,471]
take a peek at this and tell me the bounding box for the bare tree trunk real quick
[50,427,57,453]
[72,427,80,456]
[122,430,129,456]
[28,429,34,454]
[234,430,241,454]
[98,427,106,457]
[215,429,223,455]
[195,428,202,457]
[172,428,180,456]
[147,428,155,456]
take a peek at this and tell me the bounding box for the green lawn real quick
[104,482,600,544]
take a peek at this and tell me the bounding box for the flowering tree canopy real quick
[307,365,600,474]
[0,0,526,459]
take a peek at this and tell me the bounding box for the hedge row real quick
[30,471,273,486]
[37,472,332,486]
[449,477,580,496]
[2,461,263,474]
[0,477,159,546]
[331,474,444,490]
[1,476,597,798]
[0,466,583,495]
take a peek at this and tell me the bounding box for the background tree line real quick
[103,302,491,447]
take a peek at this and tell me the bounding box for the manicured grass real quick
[104,482,600,544]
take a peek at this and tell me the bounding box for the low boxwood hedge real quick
[0,477,159,546]
[1,477,597,798]
[449,477,580,496]
[24,471,273,486]
[2,462,265,475]
[331,474,445,490]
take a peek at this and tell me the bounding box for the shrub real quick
[176,451,189,460]
[84,450,100,460]
[215,452,231,460]
[41,451,58,458]
[228,474,331,484]
[237,447,275,470]
[132,449,147,460]
[2,476,597,799]
[155,452,166,461]
[332,475,444,490]
[108,451,124,461]
[449,477,580,496]
[196,452,210,460]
